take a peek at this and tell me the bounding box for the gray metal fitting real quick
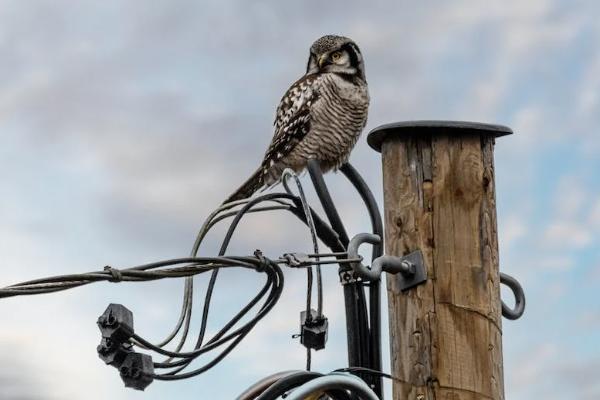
[347,233,427,290]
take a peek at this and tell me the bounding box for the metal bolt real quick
[401,260,416,276]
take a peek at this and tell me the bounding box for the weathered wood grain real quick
[382,133,504,400]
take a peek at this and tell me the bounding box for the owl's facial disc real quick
[306,36,366,80]
[317,50,348,68]
[317,49,356,76]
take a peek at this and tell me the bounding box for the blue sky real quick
[1,0,599,399]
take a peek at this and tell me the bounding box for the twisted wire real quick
[0,181,358,381]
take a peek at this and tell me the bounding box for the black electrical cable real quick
[155,194,302,375]
[152,198,290,370]
[154,262,283,375]
[340,164,384,398]
[147,268,276,365]
[160,198,305,364]
[152,261,285,381]
[185,195,295,374]
[282,171,323,319]
[162,266,278,366]
[156,199,273,357]
[306,160,378,396]
[194,192,329,355]
[0,250,286,381]
[156,266,281,373]
[356,283,370,369]
[161,189,348,377]
[1,180,367,385]
[307,160,350,246]
[0,257,257,298]
[190,190,344,361]
[282,171,322,372]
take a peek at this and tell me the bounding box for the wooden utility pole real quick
[367,121,512,400]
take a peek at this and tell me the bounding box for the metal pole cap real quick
[367,120,513,152]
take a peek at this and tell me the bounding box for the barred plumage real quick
[225,35,369,204]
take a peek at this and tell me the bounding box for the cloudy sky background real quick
[1,0,599,399]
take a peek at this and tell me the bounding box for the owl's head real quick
[306,35,366,81]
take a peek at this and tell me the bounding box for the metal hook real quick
[500,272,525,320]
[347,234,427,290]
[347,233,382,281]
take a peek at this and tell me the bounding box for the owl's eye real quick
[331,51,342,61]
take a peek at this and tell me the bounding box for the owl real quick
[224,35,369,203]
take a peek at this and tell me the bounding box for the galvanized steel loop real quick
[347,233,382,281]
[500,272,526,320]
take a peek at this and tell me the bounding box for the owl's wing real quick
[262,74,319,169]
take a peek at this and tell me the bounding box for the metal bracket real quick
[373,251,428,291]
[347,233,427,290]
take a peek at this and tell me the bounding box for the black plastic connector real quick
[299,309,328,350]
[97,303,134,342]
[96,304,135,369]
[97,337,133,366]
[119,352,154,391]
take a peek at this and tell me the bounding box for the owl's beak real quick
[318,54,327,69]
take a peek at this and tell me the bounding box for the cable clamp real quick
[299,309,328,350]
[104,265,123,283]
[253,249,269,272]
[282,252,312,268]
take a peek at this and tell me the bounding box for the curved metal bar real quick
[500,272,526,320]
[347,235,419,282]
[284,373,379,400]
[372,255,415,276]
[347,233,382,280]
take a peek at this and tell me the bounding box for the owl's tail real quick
[223,167,264,204]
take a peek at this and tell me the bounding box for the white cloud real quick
[590,198,600,229]
[511,106,547,147]
[543,222,592,249]
[509,342,559,390]
[538,255,575,271]
[507,342,600,400]
[552,178,588,220]
[537,176,598,252]
[499,215,528,250]
[533,173,600,276]
[576,310,600,329]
